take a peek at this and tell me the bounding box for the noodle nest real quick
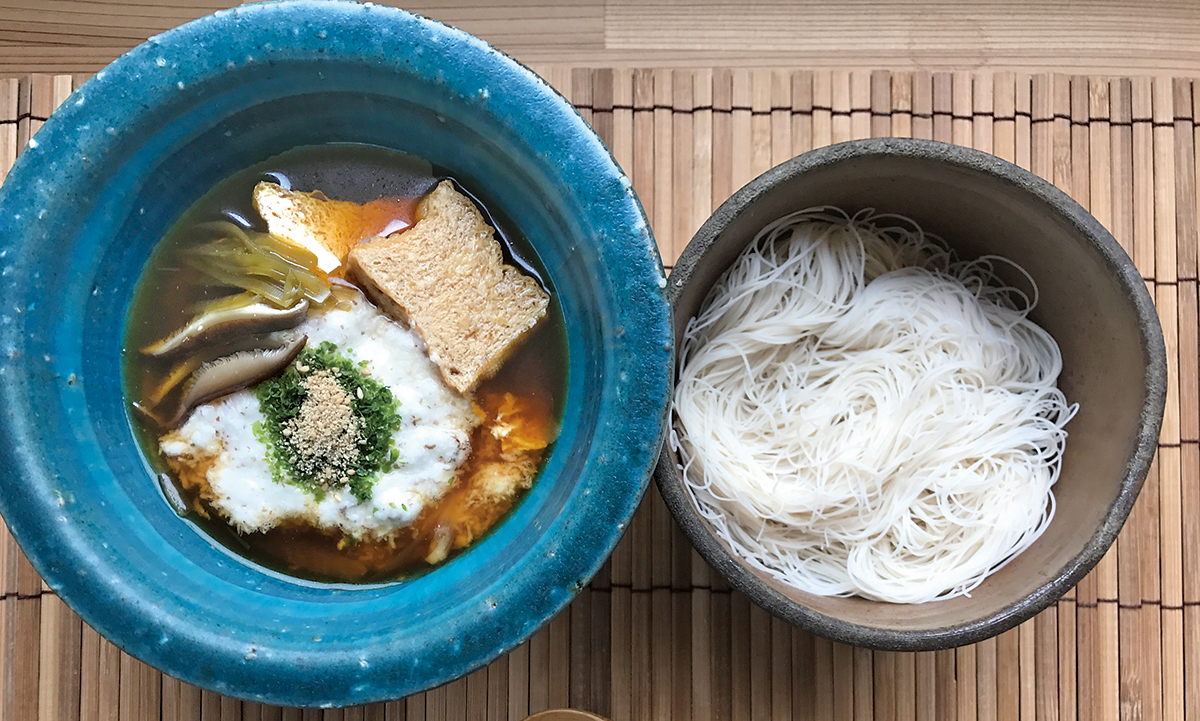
[672,207,1077,604]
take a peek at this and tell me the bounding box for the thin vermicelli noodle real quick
[672,207,1077,604]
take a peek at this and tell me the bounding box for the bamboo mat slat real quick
[1,68,1199,721]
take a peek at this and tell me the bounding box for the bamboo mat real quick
[1,68,1198,721]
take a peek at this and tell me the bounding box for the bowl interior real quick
[0,2,670,705]
[661,143,1160,646]
[88,64,609,614]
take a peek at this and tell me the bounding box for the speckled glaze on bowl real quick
[655,138,1166,651]
[0,0,671,707]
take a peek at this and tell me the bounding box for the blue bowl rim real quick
[0,0,672,706]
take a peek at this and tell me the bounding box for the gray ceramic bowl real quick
[655,138,1166,651]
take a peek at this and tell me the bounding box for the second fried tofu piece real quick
[253,182,413,275]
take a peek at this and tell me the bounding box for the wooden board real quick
[1,69,1198,720]
[7,2,1200,76]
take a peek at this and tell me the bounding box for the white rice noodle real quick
[672,207,1077,604]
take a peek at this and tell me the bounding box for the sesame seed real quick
[282,369,362,487]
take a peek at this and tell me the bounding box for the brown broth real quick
[123,143,568,583]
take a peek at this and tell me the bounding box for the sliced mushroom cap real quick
[164,334,308,428]
[141,299,309,358]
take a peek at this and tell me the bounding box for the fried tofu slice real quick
[345,180,549,395]
[252,182,412,275]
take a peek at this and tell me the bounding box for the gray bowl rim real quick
[654,137,1167,651]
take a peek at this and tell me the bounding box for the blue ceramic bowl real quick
[0,1,670,707]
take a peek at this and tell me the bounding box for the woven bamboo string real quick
[0,68,1198,721]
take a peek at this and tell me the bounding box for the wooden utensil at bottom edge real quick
[523,710,611,721]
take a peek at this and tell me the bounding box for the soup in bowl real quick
[0,0,670,706]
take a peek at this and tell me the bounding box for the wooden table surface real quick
[3,1,1200,77]
[4,4,1200,721]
